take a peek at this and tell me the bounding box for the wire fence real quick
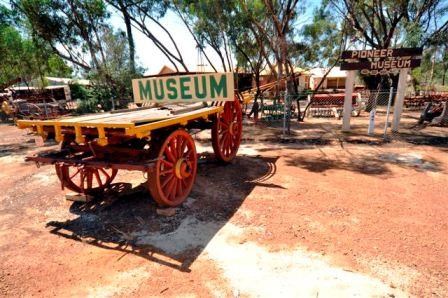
[245,88,448,139]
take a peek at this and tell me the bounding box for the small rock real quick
[156,207,177,217]
[65,193,93,202]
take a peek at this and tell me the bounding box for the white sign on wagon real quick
[132,72,234,103]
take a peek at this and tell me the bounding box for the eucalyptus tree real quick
[1,4,71,87]
[12,0,111,73]
[327,0,448,49]
[239,0,302,95]
[105,0,136,74]
[106,0,189,72]
[172,0,237,72]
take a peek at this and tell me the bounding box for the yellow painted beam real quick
[54,125,63,143]
[74,126,84,144]
[97,127,108,146]
[16,106,223,142]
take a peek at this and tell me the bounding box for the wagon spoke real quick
[181,178,188,188]
[177,178,183,196]
[79,171,85,189]
[176,136,182,156]
[220,120,229,129]
[219,133,227,149]
[161,159,173,168]
[185,148,194,159]
[171,138,180,159]
[99,168,111,180]
[69,168,80,180]
[180,137,188,155]
[161,174,174,189]
[84,170,93,190]
[94,170,103,188]
[164,146,176,162]
[169,178,177,200]
[160,169,173,176]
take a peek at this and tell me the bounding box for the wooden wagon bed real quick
[17,104,223,146]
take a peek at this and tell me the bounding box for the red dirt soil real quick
[0,122,447,297]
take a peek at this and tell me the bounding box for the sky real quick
[109,1,322,75]
[110,10,207,75]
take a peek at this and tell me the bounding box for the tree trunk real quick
[119,1,135,74]
[443,65,447,86]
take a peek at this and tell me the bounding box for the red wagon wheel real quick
[55,164,118,194]
[212,98,242,162]
[148,129,197,207]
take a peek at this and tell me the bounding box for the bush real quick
[69,83,89,102]
[70,83,117,114]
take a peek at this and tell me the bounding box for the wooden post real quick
[342,70,355,132]
[391,68,409,132]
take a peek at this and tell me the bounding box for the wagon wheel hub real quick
[174,158,192,179]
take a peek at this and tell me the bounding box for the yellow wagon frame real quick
[17,106,223,146]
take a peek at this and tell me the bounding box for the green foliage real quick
[47,55,73,77]
[299,6,341,67]
[68,27,144,114]
[71,83,118,113]
[0,4,72,86]
[89,28,144,106]
[69,83,89,101]
[15,0,111,70]
[75,84,115,113]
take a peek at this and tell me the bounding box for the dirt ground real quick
[0,115,447,297]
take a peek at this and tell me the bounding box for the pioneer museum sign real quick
[340,47,423,75]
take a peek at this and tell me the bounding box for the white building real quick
[308,67,348,90]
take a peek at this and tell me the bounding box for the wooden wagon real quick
[17,73,242,207]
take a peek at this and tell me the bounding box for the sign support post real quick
[383,87,394,138]
[342,70,355,132]
[367,108,376,135]
[391,68,409,132]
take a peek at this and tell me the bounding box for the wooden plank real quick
[56,112,117,123]
[131,106,222,136]
[82,108,173,124]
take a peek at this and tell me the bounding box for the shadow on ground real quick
[285,151,444,175]
[46,155,280,272]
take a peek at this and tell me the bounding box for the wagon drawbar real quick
[17,72,243,207]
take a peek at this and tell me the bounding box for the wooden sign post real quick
[342,71,355,132]
[340,48,422,133]
[391,68,409,132]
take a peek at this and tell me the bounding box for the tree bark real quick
[118,0,136,74]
